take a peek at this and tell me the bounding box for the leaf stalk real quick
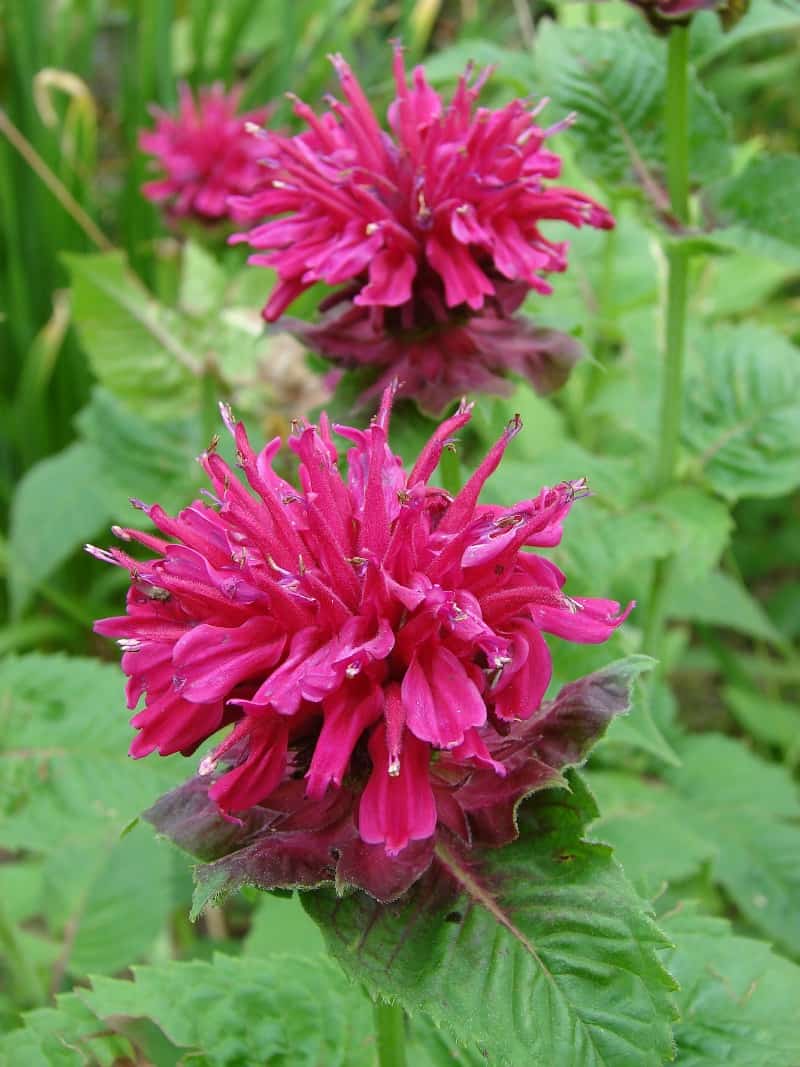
[373,998,408,1067]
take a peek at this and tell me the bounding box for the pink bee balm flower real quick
[139,84,270,223]
[91,386,633,900]
[612,0,749,30]
[229,47,613,409]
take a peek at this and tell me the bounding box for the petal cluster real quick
[616,0,749,30]
[140,84,270,222]
[92,387,632,899]
[230,47,613,408]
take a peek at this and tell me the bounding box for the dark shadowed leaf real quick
[304,775,676,1067]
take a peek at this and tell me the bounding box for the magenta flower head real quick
[229,46,613,411]
[139,83,271,223]
[90,387,634,901]
[617,0,749,31]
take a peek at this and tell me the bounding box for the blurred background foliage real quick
[1,0,800,1062]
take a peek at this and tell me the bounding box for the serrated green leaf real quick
[243,892,326,959]
[590,733,800,955]
[75,387,203,516]
[65,251,201,417]
[179,239,228,316]
[8,443,116,617]
[603,682,682,766]
[0,992,133,1067]
[683,324,800,501]
[536,24,731,188]
[706,155,800,267]
[304,776,676,1067]
[665,569,784,645]
[724,686,800,756]
[663,905,800,1067]
[694,0,800,66]
[78,953,375,1067]
[0,655,187,980]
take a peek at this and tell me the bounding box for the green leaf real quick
[179,239,228,316]
[665,569,784,646]
[588,771,716,898]
[603,682,682,767]
[304,776,676,1067]
[0,992,133,1067]
[684,324,800,501]
[75,387,203,516]
[536,24,731,188]
[243,892,326,959]
[590,733,800,955]
[663,906,800,1067]
[706,156,800,268]
[65,251,201,418]
[724,686,800,756]
[0,655,186,980]
[78,953,375,1067]
[8,389,203,616]
[8,442,115,616]
[694,1,800,66]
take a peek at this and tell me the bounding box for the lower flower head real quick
[139,83,270,223]
[91,387,632,898]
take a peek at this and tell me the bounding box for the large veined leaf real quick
[0,992,132,1067]
[535,24,731,188]
[589,733,800,955]
[8,442,119,617]
[0,954,374,1067]
[683,324,800,500]
[9,389,202,617]
[665,569,785,646]
[662,906,800,1067]
[0,655,186,981]
[705,155,800,267]
[79,954,375,1067]
[304,776,676,1067]
[65,251,202,418]
[694,0,800,67]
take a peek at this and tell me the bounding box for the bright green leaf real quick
[706,156,800,267]
[8,443,116,617]
[65,251,201,418]
[724,686,800,756]
[684,324,800,500]
[79,953,375,1067]
[590,733,800,955]
[536,24,731,188]
[665,569,784,645]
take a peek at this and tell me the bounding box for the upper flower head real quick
[139,84,271,223]
[228,46,612,408]
[619,0,750,30]
[91,386,632,899]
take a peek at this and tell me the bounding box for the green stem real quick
[654,242,689,493]
[373,999,407,1067]
[645,26,691,660]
